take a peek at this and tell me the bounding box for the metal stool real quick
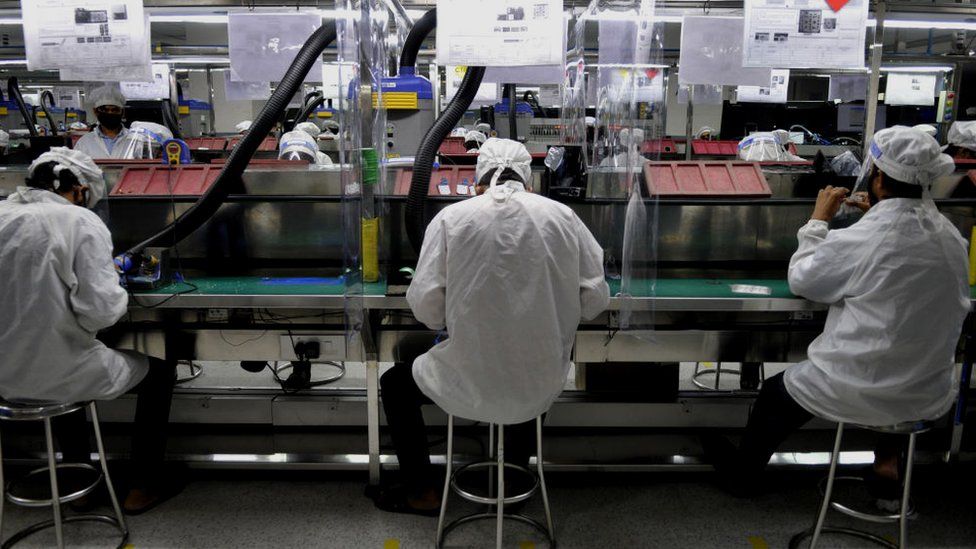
[692,362,765,391]
[790,420,932,549]
[0,400,128,548]
[436,415,555,549]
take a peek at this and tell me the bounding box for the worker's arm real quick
[70,215,128,333]
[406,216,448,330]
[788,187,866,303]
[577,217,610,320]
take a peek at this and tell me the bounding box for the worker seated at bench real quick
[707,126,970,504]
[0,148,182,515]
[370,138,609,515]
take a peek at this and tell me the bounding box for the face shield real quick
[112,121,173,160]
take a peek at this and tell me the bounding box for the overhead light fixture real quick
[880,65,954,73]
[0,59,26,66]
[867,18,976,30]
[155,56,230,65]
[0,17,21,25]
[150,14,228,24]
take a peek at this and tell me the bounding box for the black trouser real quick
[380,336,537,494]
[54,357,176,490]
[738,372,906,476]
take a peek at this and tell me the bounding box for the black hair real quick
[26,161,82,194]
[871,166,923,199]
[477,167,525,188]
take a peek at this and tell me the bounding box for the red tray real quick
[644,161,772,197]
[110,165,220,197]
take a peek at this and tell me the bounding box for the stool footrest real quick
[439,512,554,549]
[819,476,913,523]
[6,463,102,508]
[451,461,539,506]
[1,513,129,549]
[789,526,896,549]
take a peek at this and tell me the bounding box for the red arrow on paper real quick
[826,0,850,12]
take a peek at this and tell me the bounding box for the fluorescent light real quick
[881,65,954,73]
[150,14,228,24]
[0,59,26,66]
[0,17,21,25]
[155,56,230,65]
[867,18,976,30]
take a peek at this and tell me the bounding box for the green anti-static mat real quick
[607,278,796,299]
[145,276,387,296]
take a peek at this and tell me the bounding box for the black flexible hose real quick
[164,73,183,139]
[161,101,182,139]
[39,90,58,136]
[293,92,325,127]
[506,85,518,137]
[399,8,435,70]
[405,66,486,253]
[8,78,38,137]
[127,22,338,255]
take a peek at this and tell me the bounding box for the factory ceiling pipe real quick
[127,21,338,255]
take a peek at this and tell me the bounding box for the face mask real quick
[96,112,123,132]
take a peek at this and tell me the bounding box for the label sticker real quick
[730,284,773,296]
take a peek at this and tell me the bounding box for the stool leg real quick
[0,430,5,542]
[900,432,917,549]
[496,424,505,549]
[488,423,495,499]
[714,363,722,390]
[90,404,127,536]
[435,415,454,549]
[42,418,64,549]
[537,416,555,543]
[810,423,845,549]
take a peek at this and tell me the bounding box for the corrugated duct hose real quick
[401,8,486,252]
[8,78,38,137]
[292,91,325,128]
[161,77,183,140]
[38,91,58,136]
[124,21,338,258]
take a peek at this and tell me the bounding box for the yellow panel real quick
[0,107,7,115]
[67,112,77,118]
[178,106,190,115]
[372,92,418,110]
[316,111,333,118]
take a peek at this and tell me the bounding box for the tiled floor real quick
[1,464,974,548]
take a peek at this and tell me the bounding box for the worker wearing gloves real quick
[463,130,486,153]
[945,120,976,159]
[372,138,609,515]
[708,127,970,504]
[74,84,129,158]
[0,148,181,515]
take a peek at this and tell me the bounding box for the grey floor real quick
[1,465,974,548]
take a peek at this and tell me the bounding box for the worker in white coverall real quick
[708,127,970,506]
[74,84,129,159]
[0,148,182,514]
[371,138,610,515]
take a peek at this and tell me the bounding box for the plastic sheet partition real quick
[110,166,221,197]
[643,162,772,197]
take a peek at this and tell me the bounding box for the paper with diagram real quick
[120,64,171,100]
[23,0,148,71]
[743,0,868,69]
[737,70,790,103]
[436,0,564,67]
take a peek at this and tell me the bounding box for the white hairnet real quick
[947,121,976,151]
[68,121,88,132]
[871,126,955,186]
[0,129,8,148]
[29,147,104,208]
[88,84,125,110]
[278,130,318,162]
[236,120,253,133]
[475,138,532,186]
[738,132,805,162]
[912,124,938,137]
[585,116,596,128]
[295,122,321,138]
[619,128,645,147]
[475,122,492,134]
[464,130,486,145]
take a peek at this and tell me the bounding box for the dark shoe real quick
[700,434,762,498]
[367,483,440,517]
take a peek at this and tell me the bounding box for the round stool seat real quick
[0,400,86,421]
[855,420,934,436]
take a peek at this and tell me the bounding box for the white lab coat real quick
[784,198,970,426]
[0,188,148,403]
[73,126,129,159]
[407,181,610,425]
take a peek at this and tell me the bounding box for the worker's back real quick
[786,198,970,425]
[0,187,145,403]
[407,183,608,425]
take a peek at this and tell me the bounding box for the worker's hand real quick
[811,186,850,222]
[845,191,871,214]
